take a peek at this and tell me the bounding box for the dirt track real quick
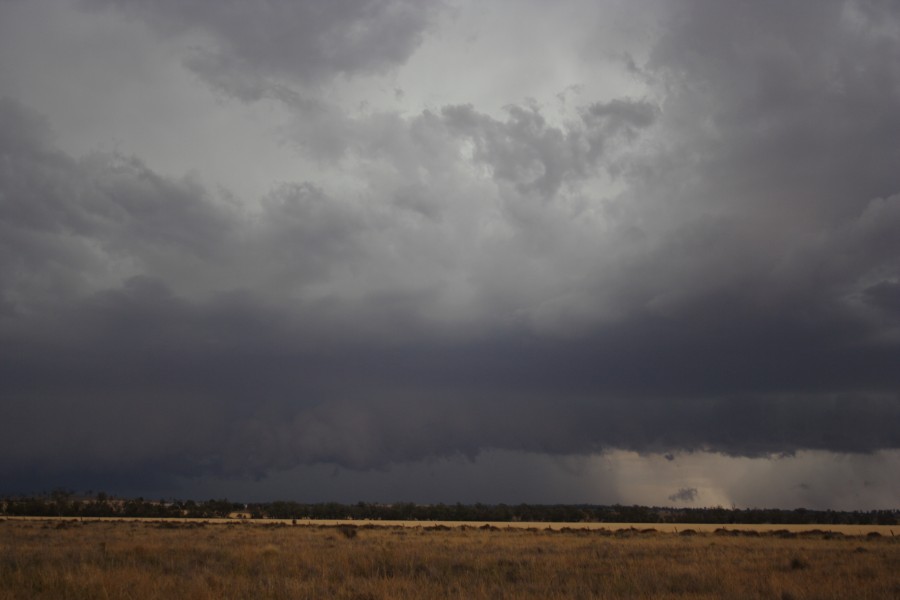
[2,516,894,536]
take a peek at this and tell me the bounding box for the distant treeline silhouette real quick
[1,490,897,525]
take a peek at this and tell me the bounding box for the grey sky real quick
[1,0,899,508]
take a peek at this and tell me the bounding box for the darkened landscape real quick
[4,1,899,595]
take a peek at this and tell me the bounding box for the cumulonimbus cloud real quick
[1,0,900,491]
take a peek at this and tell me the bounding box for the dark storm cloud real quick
[82,0,443,100]
[643,0,900,223]
[2,0,900,493]
[863,280,900,317]
[668,487,697,503]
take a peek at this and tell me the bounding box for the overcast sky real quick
[2,0,899,509]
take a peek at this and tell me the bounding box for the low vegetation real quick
[1,518,897,599]
[3,491,898,524]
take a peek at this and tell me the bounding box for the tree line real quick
[1,491,896,525]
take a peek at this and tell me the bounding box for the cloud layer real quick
[1,0,899,501]
[82,0,443,99]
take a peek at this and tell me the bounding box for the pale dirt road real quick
[2,516,895,536]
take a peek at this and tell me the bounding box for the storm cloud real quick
[81,0,443,99]
[1,0,899,505]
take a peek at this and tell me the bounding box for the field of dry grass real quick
[1,518,898,599]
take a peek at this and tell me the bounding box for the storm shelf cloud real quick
[1,0,899,508]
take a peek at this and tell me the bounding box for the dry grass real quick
[0,518,898,599]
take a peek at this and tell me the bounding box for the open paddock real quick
[1,517,899,599]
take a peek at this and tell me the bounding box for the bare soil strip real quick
[2,515,894,536]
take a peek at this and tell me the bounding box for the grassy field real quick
[1,518,898,599]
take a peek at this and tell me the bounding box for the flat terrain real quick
[4,516,896,536]
[1,518,898,599]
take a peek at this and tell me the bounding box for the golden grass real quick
[1,518,897,599]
